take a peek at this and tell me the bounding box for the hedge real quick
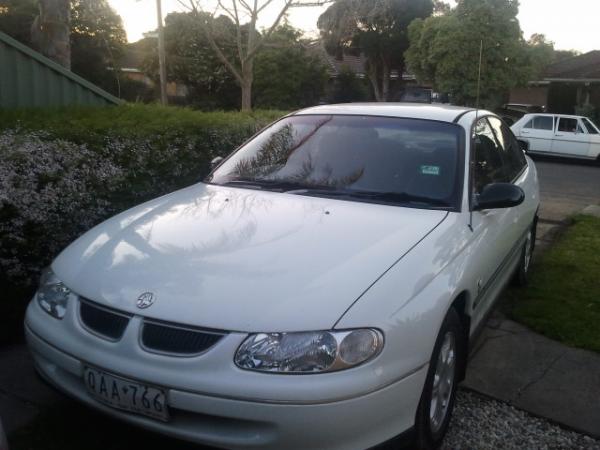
[0,105,285,344]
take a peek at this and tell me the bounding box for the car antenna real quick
[469,39,484,232]
[475,39,483,114]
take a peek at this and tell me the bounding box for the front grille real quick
[141,320,226,355]
[79,299,131,340]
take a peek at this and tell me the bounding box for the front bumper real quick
[25,299,427,450]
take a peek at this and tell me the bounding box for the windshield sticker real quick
[420,165,440,176]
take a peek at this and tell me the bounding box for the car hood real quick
[53,183,447,332]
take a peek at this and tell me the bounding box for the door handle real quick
[555,133,564,137]
[521,130,530,134]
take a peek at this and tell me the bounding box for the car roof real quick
[504,103,541,108]
[292,103,483,124]
[521,113,587,120]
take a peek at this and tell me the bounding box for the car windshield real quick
[583,117,600,134]
[206,115,462,209]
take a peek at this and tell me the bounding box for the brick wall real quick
[509,86,549,107]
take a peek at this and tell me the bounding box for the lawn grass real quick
[505,214,600,353]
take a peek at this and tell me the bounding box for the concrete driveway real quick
[535,158,600,222]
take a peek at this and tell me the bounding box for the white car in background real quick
[25,104,539,450]
[511,113,600,161]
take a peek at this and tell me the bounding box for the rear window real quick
[207,115,463,210]
[523,116,554,130]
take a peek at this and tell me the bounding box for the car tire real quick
[513,220,537,287]
[414,308,464,450]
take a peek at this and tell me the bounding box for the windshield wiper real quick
[288,188,450,207]
[219,181,450,207]
[219,179,313,192]
[350,190,450,206]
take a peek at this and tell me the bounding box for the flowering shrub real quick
[0,106,282,343]
[0,130,124,285]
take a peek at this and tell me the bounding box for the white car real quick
[25,104,539,450]
[511,113,600,161]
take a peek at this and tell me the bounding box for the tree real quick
[526,34,555,80]
[405,0,531,108]
[0,0,126,95]
[526,34,581,79]
[0,0,38,45]
[318,0,433,102]
[253,24,328,109]
[146,15,327,110]
[179,0,318,111]
[145,11,240,109]
[69,0,127,94]
[329,66,369,103]
[31,0,71,69]
[433,0,450,15]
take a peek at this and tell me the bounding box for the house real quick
[119,48,154,88]
[118,41,189,102]
[309,41,416,83]
[510,51,600,115]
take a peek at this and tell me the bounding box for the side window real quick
[531,116,554,130]
[557,117,580,133]
[489,117,527,180]
[523,119,533,129]
[472,118,509,193]
[583,118,599,134]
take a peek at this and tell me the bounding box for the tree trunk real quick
[381,67,390,102]
[240,60,254,112]
[240,71,253,111]
[367,64,381,101]
[241,81,252,111]
[31,0,71,70]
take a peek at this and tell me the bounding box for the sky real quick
[108,0,600,53]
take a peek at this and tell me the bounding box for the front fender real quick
[335,212,475,384]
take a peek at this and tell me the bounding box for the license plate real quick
[83,367,169,421]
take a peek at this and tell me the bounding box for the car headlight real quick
[36,268,71,319]
[234,329,383,373]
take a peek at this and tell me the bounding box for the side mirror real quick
[473,183,525,211]
[517,140,528,153]
[211,156,224,170]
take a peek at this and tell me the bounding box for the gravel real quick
[442,390,600,450]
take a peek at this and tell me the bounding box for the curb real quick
[582,204,600,218]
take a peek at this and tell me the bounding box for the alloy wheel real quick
[429,332,456,434]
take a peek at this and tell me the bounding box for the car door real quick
[552,116,591,157]
[518,115,555,153]
[468,117,516,326]
[581,117,600,159]
[488,116,533,243]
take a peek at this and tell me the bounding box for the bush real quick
[0,105,284,343]
[329,67,370,103]
[0,130,122,285]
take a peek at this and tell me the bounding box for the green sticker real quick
[420,165,440,176]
